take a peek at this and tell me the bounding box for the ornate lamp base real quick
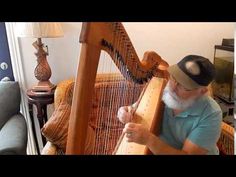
[31,38,56,94]
[32,81,56,93]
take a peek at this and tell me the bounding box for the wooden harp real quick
[66,22,169,155]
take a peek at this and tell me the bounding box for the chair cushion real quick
[0,81,21,129]
[0,113,27,155]
[41,82,95,153]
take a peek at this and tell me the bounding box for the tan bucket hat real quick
[167,55,215,90]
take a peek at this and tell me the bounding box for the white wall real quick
[124,22,234,65]
[17,22,234,89]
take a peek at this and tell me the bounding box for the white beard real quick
[162,82,196,110]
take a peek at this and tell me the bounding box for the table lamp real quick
[16,22,64,92]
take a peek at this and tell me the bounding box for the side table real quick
[26,89,55,154]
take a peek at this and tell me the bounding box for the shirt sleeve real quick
[187,110,222,151]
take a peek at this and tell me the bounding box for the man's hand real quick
[122,123,208,155]
[117,106,133,124]
[123,123,152,145]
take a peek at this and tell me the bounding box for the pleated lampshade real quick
[15,22,64,38]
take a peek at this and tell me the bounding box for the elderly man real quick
[117,55,222,155]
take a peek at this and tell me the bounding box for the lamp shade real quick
[15,22,64,38]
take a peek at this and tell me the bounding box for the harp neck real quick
[79,22,169,83]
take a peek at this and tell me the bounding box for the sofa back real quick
[0,81,21,129]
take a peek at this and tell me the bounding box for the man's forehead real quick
[169,74,195,91]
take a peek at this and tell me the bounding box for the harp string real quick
[106,33,117,154]
[89,23,147,154]
[106,24,127,154]
[107,24,118,154]
[102,52,108,154]
[112,34,149,154]
[105,50,115,153]
[122,28,131,154]
[109,24,126,154]
[114,24,128,154]
[114,25,124,154]
[106,23,116,154]
[101,54,109,154]
[95,52,110,154]
[123,27,130,153]
[112,79,149,154]
[93,51,104,154]
[122,23,134,153]
[103,43,109,153]
[95,24,116,154]
[104,52,112,154]
[66,22,169,155]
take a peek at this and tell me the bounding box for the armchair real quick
[42,75,144,154]
[42,76,234,155]
[0,81,28,155]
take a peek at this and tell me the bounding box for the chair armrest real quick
[217,122,234,155]
[41,142,59,155]
[221,122,234,139]
[42,79,74,155]
[0,114,27,155]
[54,79,74,109]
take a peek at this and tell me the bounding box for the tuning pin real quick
[110,46,114,52]
[143,78,148,83]
[136,79,143,84]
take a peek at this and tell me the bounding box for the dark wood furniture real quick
[27,89,55,154]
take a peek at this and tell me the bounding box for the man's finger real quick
[125,122,136,128]
[123,127,134,133]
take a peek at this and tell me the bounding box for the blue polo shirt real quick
[159,95,222,155]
